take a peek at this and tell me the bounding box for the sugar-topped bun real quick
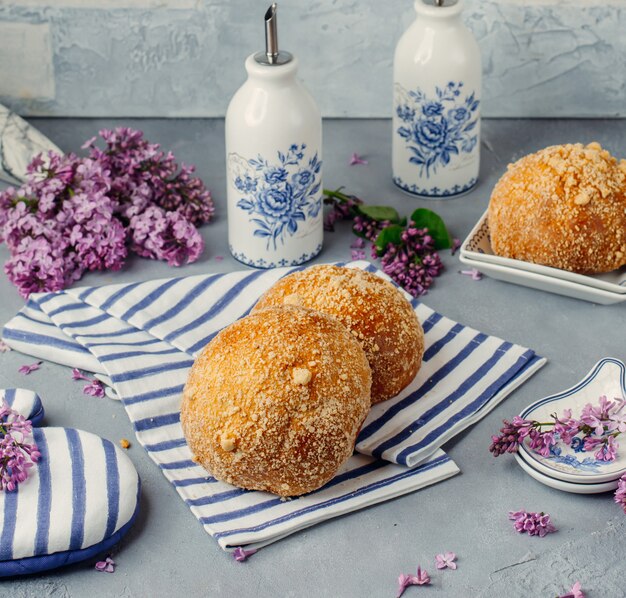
[488,142,626,273]
[181,305,371,497]
[253,265,424,404]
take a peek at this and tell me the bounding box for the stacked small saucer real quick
[514,358,626,494]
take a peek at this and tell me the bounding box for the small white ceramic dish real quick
[518,358,626,485]
[514,452,619,494]
[459,211,626,304]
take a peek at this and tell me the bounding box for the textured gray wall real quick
[0,0,624,118]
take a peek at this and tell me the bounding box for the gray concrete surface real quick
[0,118,624,597]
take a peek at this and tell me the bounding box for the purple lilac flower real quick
[435,552,457,570]
[508,510,556,537]
[553,409,581,445]
[83,380,105,398]
[379,226,444,297]
[527,429,557,458]
[614,474,626,514]
[18,361,42,375]
[459,268,482,281]
[559,581,585,598]
[348,153,368,166]
[353,215,388,242]
[86,129,214,226]
[72,368,91,382]
[95,556,115,573]
[593,435,618,462]
[580,396,614,435]
[607,398,626,433]
[130,206,204,267]
[0,402,41,491]
[323,192,362,232]
[489,416,534,456]
[397,566,430,597]
[233,547,257,562]
[0,128,214,297]
[351,249,366,261]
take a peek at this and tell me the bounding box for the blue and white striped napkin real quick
[3,261,545,550]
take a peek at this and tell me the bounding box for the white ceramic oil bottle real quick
[392,0,481,198]
[225,3,323,268]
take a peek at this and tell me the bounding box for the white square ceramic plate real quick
[459,210,626,305]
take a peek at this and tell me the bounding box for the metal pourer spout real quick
[265,3,279,64]
[435,0,444,5]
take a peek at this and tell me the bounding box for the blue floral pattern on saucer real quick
[230,145,322,251]
[544,443,603,472]
[395,82,479,177]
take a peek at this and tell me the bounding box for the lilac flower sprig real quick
[323,188,452,296]
[492,395,626,516]
[489,395,625,461]
[0,128,214,298]
[0,402,41,491]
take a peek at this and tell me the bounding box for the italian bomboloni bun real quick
[253,265,424,403]
[488,142,626,273]
[181,305,371,497]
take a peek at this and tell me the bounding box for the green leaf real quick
[409,208,452,249]
[373,224,404,255]
[357,205,400,223]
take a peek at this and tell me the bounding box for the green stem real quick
[322,187,351,203]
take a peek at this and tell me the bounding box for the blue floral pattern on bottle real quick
[395,81,480,177]
[229,144,322,251]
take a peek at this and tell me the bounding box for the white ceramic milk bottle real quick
[225,3,323,268]
[392,0,481,198]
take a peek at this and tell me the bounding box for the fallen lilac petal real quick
[351,249,366,261]
[435,552,457,570]
[348,152,368,166]
[95,556,115,573]
[415,566,430,586]
[214,255,224,262]
[451,238,461,255]
[83,380,105,398]
[18,361,42,375]
[397,573,411,598]
[233,546,257,562]
[459,268,483,281]
[0,339,11,353]
[72,368,91,382]
[558,580,585,598]
[350,237,366,249]
[396,566,430,598]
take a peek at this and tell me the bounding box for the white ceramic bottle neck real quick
[245,54,299,85]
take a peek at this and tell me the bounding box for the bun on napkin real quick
[252,265,424,404]
[488,142,626,273]
[181,305,371,497]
